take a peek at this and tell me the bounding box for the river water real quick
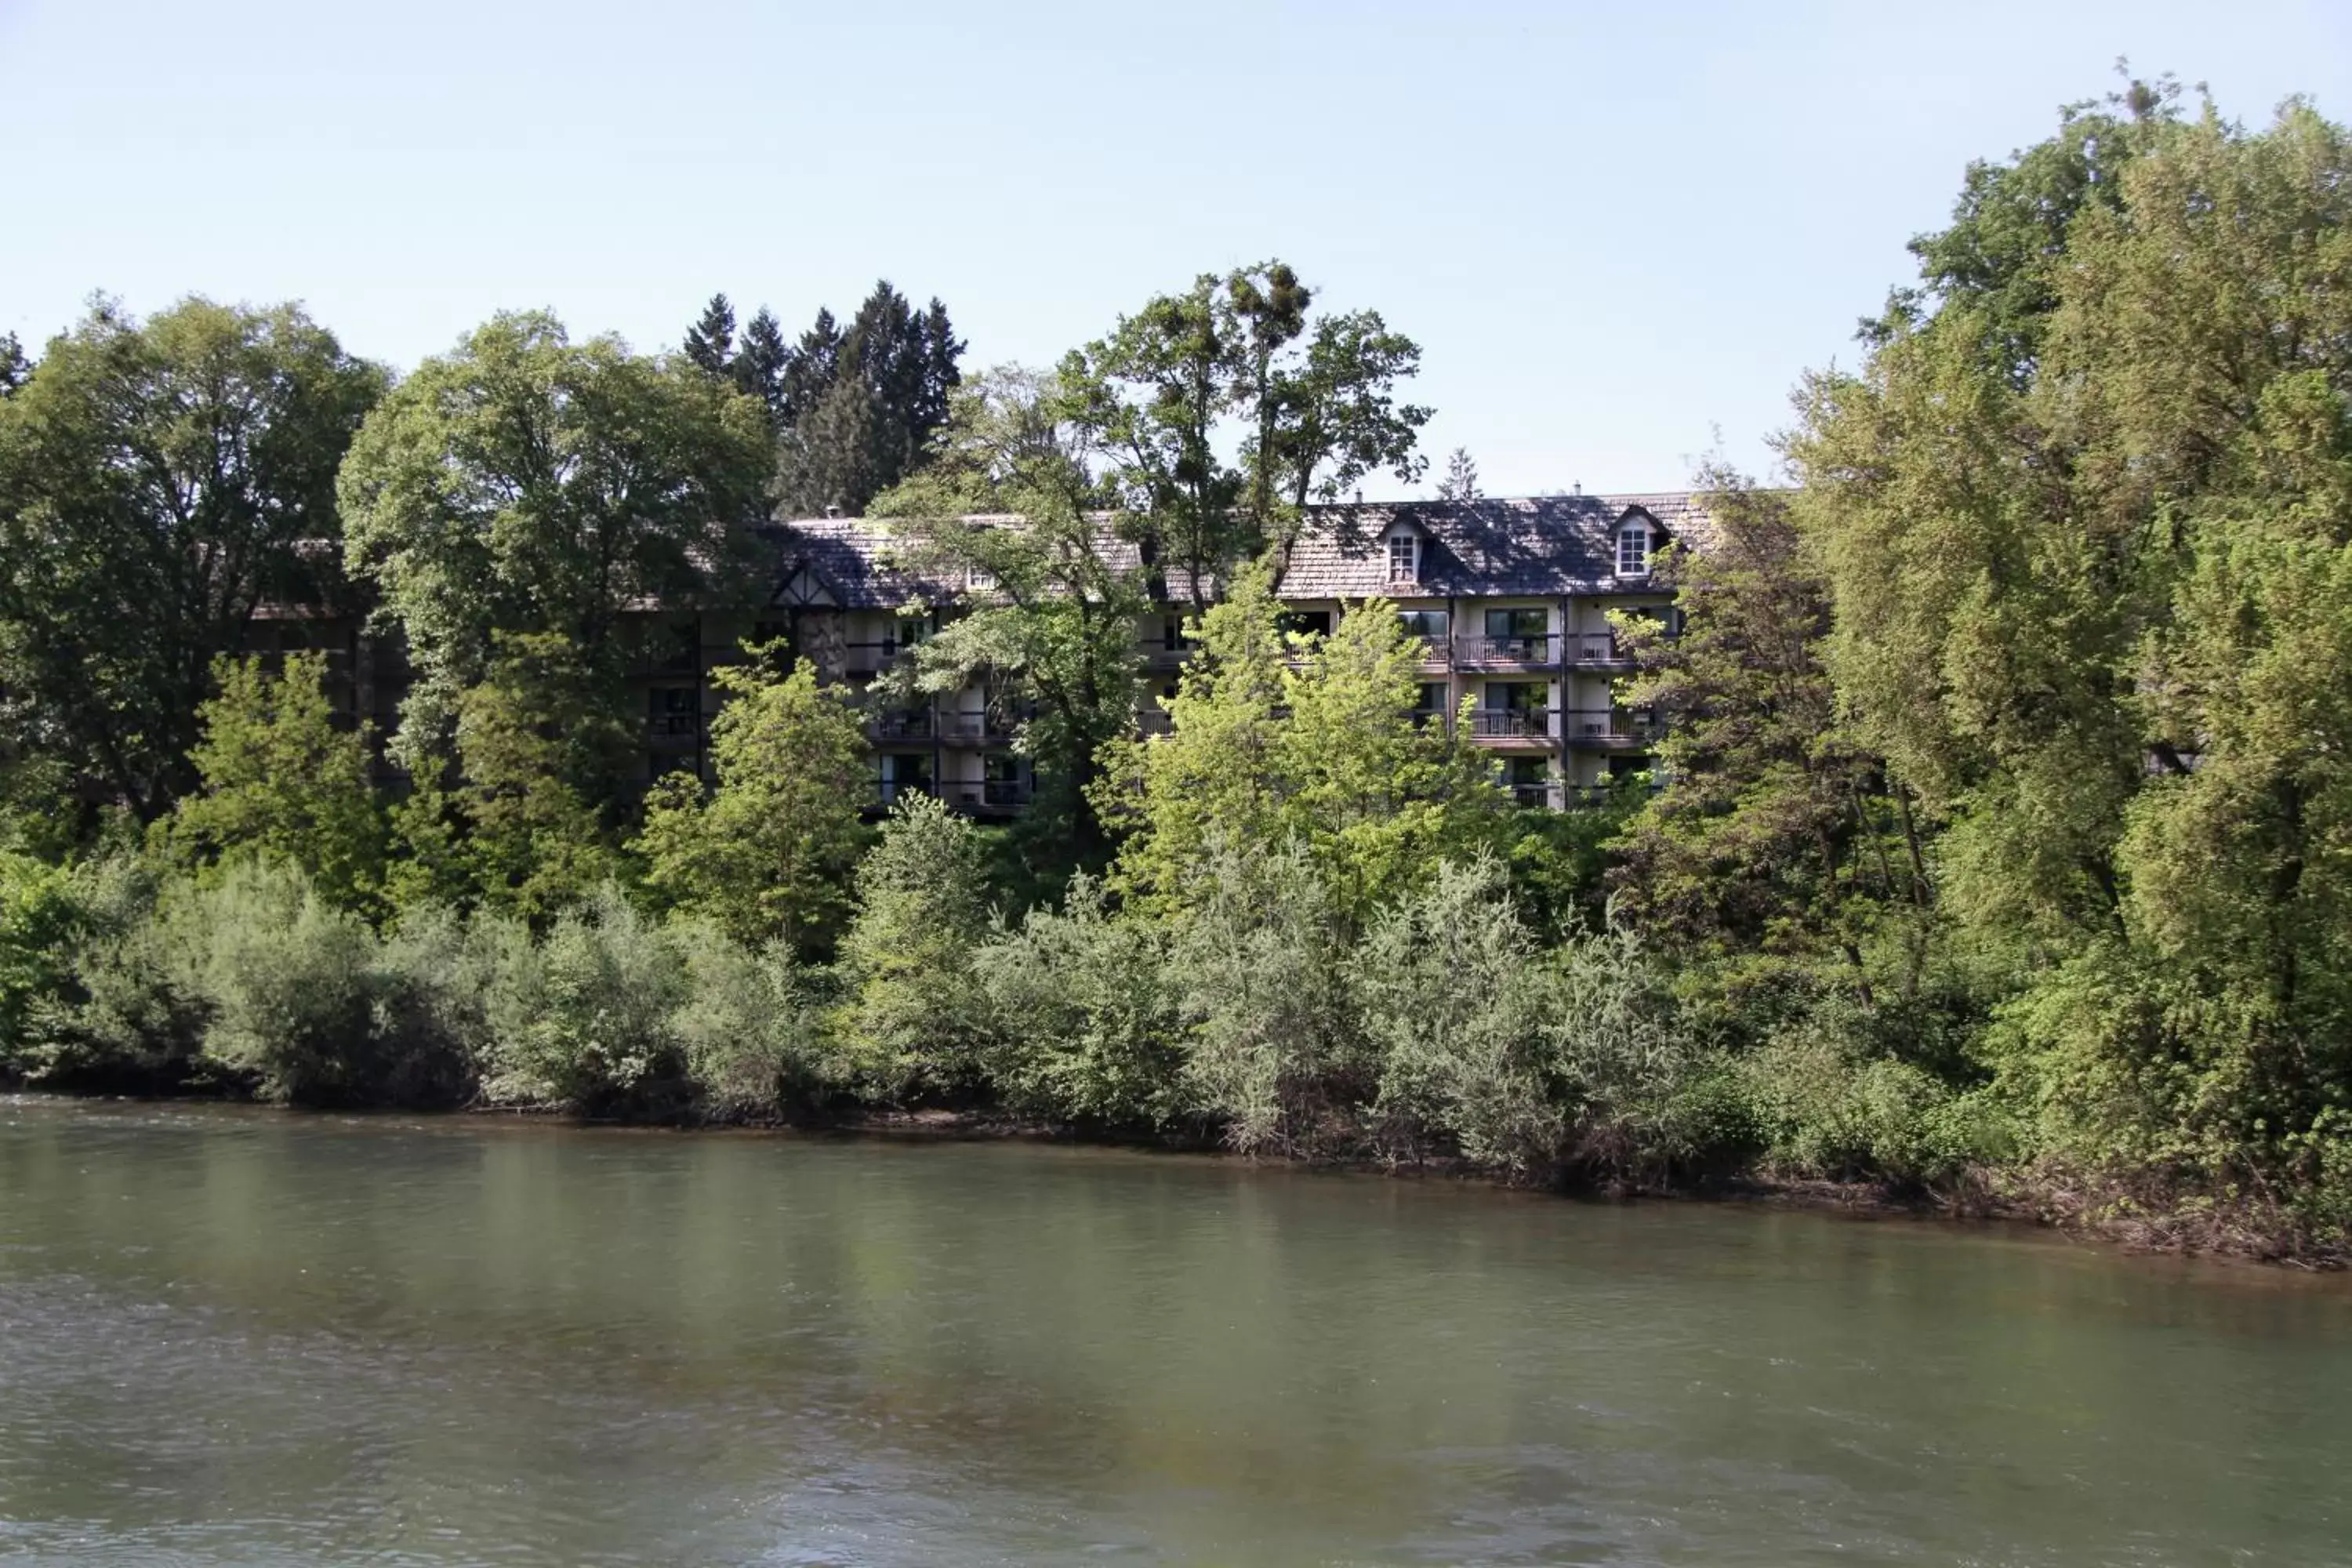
[2,1100,2349,1566]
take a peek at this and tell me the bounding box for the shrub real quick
[667,918,838,1117]
[833,795,994,1101]
[25,855,209,1091]
[368,902,496,1106]
[1170,840,1368,1157]
[480,883,687,1113]
[975,875,1187,1129]
[187,858,379,1102]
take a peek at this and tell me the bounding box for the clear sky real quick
[3,0,2347,496]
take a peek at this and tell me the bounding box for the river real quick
[2,1099,2349,1566]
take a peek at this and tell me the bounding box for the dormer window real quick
[1614,521,1652,577]
[966,564,997,592]
[1387,532,1418,583]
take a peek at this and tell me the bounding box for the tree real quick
[1068,271,1247,613]
[872,365,1145,886]
[1096,564,1502,928]
[732,306,788,428]
[1608,474,1927,1003]
[683,292,735,376]
[339,310,771,776]
[0,297,384,821]
[770,282,964,517]
[437,632,630,920]
[632,654,869,955]
[1436,448,1481,502]
[833,793,995,1097]
[0,333,27,397]
[1791,89,2352,1220]
[166,652,387,913]
[1067,262,1430,608]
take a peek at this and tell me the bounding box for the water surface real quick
[2,1098,2347,1566]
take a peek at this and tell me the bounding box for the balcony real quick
[937,779,1031,813]
[646,712,702,745]
[1454,633,1558,668]
[843,639,913,677]
[1564,633,1635,669]
[939,710,1019,744]
[869,710,935,741]
[1138,709,1175,736]
[1562,710,1663,746]
[1468,708,1555,742]
[1509,784,1552,810]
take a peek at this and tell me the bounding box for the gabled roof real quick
[1278,494,1705,600]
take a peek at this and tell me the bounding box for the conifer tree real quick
[683,293,735,376]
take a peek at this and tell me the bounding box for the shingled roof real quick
[759,492,1707,609]
[1278,494,1706,601]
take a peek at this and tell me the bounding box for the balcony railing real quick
[1470,708,1554,740]
[1454,633,1558,666]
[1509,784,1552,809]
[646,713,702,741]
[939,711,1020,742]
[1562,710,1663,744]
[869,710,935,740]
[1138,709,1175,736]
[1564,633,1635,667]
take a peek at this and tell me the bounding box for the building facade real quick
[248,493,1697,814]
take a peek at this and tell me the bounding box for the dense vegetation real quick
[1,83,2346,1260]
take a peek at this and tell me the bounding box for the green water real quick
[2,1099,2348,1566]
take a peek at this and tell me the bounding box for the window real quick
[1615,523,1652,577]
[1396,608,1450,641]
[1387,533,1417,582]
[1162,615,1197,652]
[1483,608,1546,638]
[1412,682,1448,724]
[965,565,997,592]
[1278,609,1332,641]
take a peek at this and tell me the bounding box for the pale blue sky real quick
[4,0,2347,495]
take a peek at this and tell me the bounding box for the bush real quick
[187,858,379,1102]
[1169,840,1369,1157]
[668,918,839,1117]
[975,875,1188,1129]
[480,883,688,1113]
[369,902,495,1106]
[832,795,994,1101]
[25,855,209,1091]
[1355,855,1561,1173]
[1740,995,2009,1188]
[0,851,85,1082]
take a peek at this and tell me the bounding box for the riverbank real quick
[21,1084,2340,1271]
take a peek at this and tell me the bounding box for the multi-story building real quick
[248,492,1700,813]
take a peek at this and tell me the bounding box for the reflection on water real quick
[2,1098,2349,1566]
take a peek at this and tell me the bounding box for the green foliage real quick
[667,919,840,1116]
[832,793,995,1098]
[0,851,82,1075]
[771,281,963,517]
[178,857,379,1103]
[443,633,630,919]
[633,655,869,953]
[338,309,771,775]
[0,296,384,821]
[166,652,387,912]
[479,884,688,1113]
[975,874,1186,1128]
[1098,564,1504,928]
[875,365,1146,878]
[1788,94,2352,1232]
[1610,474,1929,999]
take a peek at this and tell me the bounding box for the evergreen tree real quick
[732,307,788,429]
[683,293,735,376]
[1436,448,1480,501]
[770,283,964,517]
[0,332,27,397]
